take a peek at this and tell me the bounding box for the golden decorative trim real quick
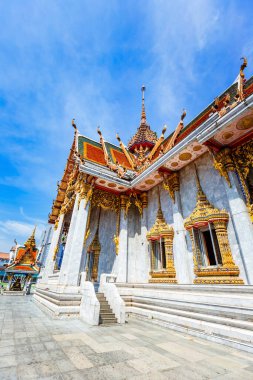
[113,210,120,255]
[87,225,101,282]
[163,172,180,202]
[121,192,145,218]
[140,192,148,208]
[83,201,92,246]
[213,143,253,222]
[91,188,120,213]
[213,147,235,187]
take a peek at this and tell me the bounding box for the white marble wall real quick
[77,152,251,285]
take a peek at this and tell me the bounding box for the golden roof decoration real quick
[128,86,157,151]
[24,226,37,248]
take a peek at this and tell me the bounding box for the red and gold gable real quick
[83,142,107,166]
[15,247,37,264]
[110,148,132,169]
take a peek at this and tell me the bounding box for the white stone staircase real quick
[33,286,82,318]
[96,292,117,325]
[116,283,253,353]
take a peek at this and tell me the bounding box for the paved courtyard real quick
[0,296,253,379]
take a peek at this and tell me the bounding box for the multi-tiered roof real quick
[49,58,253,224]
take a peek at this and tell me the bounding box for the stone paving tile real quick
[0,366,18,380]
[1,295,253,380]
[0,354,16,368]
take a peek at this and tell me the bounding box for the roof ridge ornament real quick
[237,57,247,101]
[164,109,186,153]
[71,118,76,129]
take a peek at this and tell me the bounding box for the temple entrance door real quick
[87,252,94,282]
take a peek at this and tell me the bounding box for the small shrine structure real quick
[5,228,40,292]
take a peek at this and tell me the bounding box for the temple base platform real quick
[116,283,253,353]
[3,290,24,296]
[34,276,82,318]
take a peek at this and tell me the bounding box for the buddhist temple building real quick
[5,228,40,291]
[34,59,253,350]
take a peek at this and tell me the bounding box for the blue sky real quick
[0,0,253,251]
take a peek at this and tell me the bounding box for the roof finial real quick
[32,225,36,237]
[141,85,146,123]
[72,118,77,130]
[237,57,247,101]
[180,109,187,123]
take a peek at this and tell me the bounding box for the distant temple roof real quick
[5,228,39,274]
[0,252,9,260]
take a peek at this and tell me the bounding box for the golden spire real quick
[24,226,36,248]
[141,85,146,123]
[156,186,164,220]
[194,165,212,210]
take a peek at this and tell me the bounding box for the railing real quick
[99,273,125,324]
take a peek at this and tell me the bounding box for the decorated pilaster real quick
[213,147,253,284]
[163,172,192,283]
[139,192,149,282]
[40,213,65,283]
[63,179,93,287]
[112,194,128,282]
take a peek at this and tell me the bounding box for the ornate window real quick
[151,238,166,271]
[192,224,222,267]
[184,173,243,284]
[147,197,177,283]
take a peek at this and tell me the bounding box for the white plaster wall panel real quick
[98,208,117,280]
[160,184,174,225]
[147,183,173,231]
[147,186,158,231]
[112,210,128,282]
[127,204,142,283]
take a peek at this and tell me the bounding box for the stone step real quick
[100,311,115,317]
[97,295,106,300]
[124,296,253,322]
[117,284,253,353]
[33,288,81,318]
[128,306,253,351]
[99,317,117,324]
[128,301,253,331]
[3,291,24,296]
[97,292,117,325]
[100,307,113,313]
